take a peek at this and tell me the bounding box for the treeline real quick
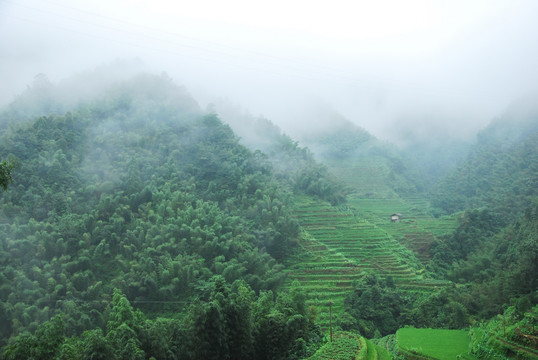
[3,278,321,360]
[338,274,468,338]
[214,106,348,205]
[0,73,327,352]
[428,205,537,319]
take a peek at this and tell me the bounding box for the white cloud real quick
[1,0,537,141]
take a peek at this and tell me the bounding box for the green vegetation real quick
[346,196,458,263]
[431,114,538,221]
[295,113,537,358]
[470,305,538,359]
[308,331,364,360]
[307,331,392,360]
[285,196,452,334]
[0,68,537,359]
[396,327,473,360]
[340,274,470,338]
[427,203,538,320]
[0,73,325,358]
[0,159,16,191]
[217,109,348,205]
[2,278,321,360]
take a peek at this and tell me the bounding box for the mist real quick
[2,0,538,144]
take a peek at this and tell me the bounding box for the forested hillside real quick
[426,107,538,318]
[214,103,347,205]
[0,69,536,360]
[432,107,538,220]
[295,112,426,197]
[0,73,325,359]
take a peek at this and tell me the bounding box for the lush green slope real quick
[294,113,460,265]
[431,109,538,220]
[469,305,538,359]
[278,116,469,339]
[308,331,365,360]
[216,104,348,205]
[0,72,324,358]
[284,196,453,336]
[294,108,537,333]
[348,196,458,263]
[2,277,321,360]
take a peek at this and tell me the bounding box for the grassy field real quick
[396,327,475,360]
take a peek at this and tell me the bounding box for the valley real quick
[0,71,536,360]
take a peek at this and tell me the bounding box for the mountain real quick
[1,66,536,359]
[0,72,322,358]
[426,100,538,320]
[288,108,428,198]
[431,101,538,220]
[213,100,347,205]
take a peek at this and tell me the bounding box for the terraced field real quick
[327,156,397,198]
[286,196,450,331]
[348,195,458,263]
[324,156,458,264]
[285,151,458,332]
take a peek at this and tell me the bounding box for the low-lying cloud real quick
[2,0,538,144]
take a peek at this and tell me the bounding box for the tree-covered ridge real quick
[431,111,538,220]
[0,73,308,350]
[264,129,347,206]
[297,114,427,197]
[0,60,149,126]
[214,105,347,205]
[429,203,538,320]
[425,109,538,323]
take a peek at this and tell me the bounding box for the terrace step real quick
[284,195,454,332]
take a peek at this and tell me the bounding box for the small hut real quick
[391,213,402,222]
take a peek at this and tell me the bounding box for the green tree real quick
[3,315,65,360]
[0,159,16,190]
[106,289,145,360]
[82,329,116,360]
[340,274,404,337]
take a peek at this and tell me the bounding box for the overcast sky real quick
[1,0,538,143]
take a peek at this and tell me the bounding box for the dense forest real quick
[0,73,337,359]
[0,70,536,359]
